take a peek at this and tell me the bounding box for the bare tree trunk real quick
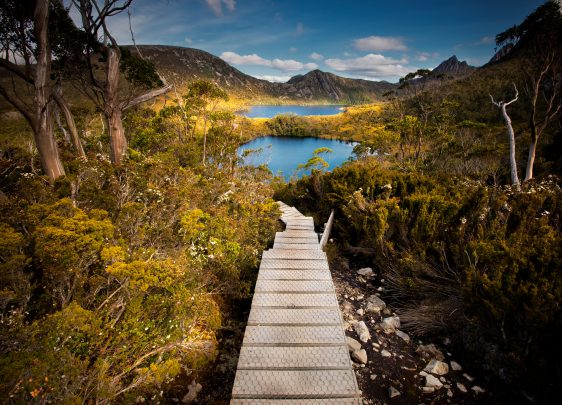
[202,113,207,165]
[105,46,127,165]
[491,84,520,190]
[525,136,538,181]
[34,0,65,181]
[502,104,520,189]
[54,87,86,159]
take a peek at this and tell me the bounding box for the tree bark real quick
[105,46,127,165]
[525,136,538,181]
[34,0,65,181]
[501,104,521,189]
[54,88,86,159]
[491,84,520,190]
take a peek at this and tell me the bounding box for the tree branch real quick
[121,84,172,110]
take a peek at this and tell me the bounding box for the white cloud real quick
[476,35,495,45]
[289,47,298,52]
[309,52,324,60]
[184,37,193,45]
[223,0,236,12]
[255,74,291,83]
[295,22,304,36]
[220,51,317,72]
[354,36,407,51]
[325,53,412,79]
[205,0,236,16]
[416,52,440,61]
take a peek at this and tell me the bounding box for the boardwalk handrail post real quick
[319,210,335,250]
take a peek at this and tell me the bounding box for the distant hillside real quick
[130,45,396,103]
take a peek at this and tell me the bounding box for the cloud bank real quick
[325,53,412,79]
[220,51,318,72]
[354,36,407,51]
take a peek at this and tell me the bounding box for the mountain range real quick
[131,45,477,103]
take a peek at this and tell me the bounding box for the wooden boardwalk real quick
[231,202,361,404]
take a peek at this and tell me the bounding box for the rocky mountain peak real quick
[432,55,475,76]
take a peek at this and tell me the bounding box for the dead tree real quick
[490,83,520,190]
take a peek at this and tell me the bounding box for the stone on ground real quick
[450,360,462,371]
[357,267,374,277]
[424,359,449,375]
[416,343,445,361]
[365,295,386,314]
[379,316,400,333]
[354,320,371,342]
[395,330,410,343]
[346,336,362,352]
[388,386,401,398]
[352,349,368,364]
[425,374,443,389]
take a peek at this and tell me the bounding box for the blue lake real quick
[243,105,344,118]
[238,136,357,180]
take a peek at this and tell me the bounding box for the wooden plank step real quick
[255,279,334,293]
[273,243,320,250]
[257,269,332,280]
[232,399,362,404]
[237,345,350,369]
[274,237,319,245]
[251,293,338,308]
[231,369,360,399]
[276,231,319,238]
[260,259,329,269]
[247,308,341,325]
[242,325,346,345]
[262,250,327,260]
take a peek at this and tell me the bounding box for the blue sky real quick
[102,0,546,83]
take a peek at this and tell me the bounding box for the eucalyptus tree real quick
[70,0,171,166]
[0,0,66,181]
[496,1,562,182]
[490,84,520,190]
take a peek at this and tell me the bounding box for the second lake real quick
[239,136,357,180]
[243,105,344,118]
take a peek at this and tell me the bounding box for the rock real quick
[425,374,443,389]
[357,267,374,277]
[463,373,475,382]
[346,336,362,352]
[357,295,364,300]
[416,344,445,361]
[381,349,392,357]
[342,301,353,313]
[357,308,364,316]
[182,380,202,404]
[424,359,449,375]
[372,342,380,349]
[439,377,447,383]
[395,330,410,343]
[370,374,377,381]
[447,389,453,397]
[354,321,371,342]
[450,361,462,371]
[456,382,467,393]
[379,316,400,333]
[352,349,368,364]
[419,371,428,377]
[471,386,485,394]
[422,387,435,394]
[365,295,386,314]
[388,386,400,398]
[377,286,384,292]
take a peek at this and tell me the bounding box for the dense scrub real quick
[276,159,562,400]
[0,107,278,402]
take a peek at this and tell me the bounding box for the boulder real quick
[425,374,443,389]
[471,386,485,394]
[416,343,445,361]
[354,321,371,342]
[395,330,410,343]
[346,336,362,352]
[357,267,374,277]
[424,359,449,375]
[456,382,467,393]
[356,308,364,316]
[379,316,400,333]
[388,386,400,398]
[450,360,462,371]
[365,295,386,314]
[381,349,392,357]
[352,349,368,364]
